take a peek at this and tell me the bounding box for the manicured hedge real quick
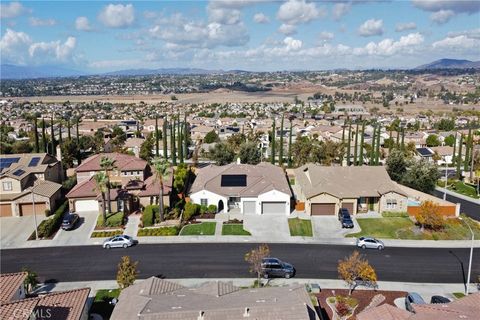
[91,230,123,238]
[381,211,409,218]
[137,227,179,236]
[33,201,69,239]
[142,205,159,227]
[183,202,200,221]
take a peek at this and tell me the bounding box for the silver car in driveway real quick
[103,235,135,249]
[356,237,384,250]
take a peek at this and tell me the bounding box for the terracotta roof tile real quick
[0,298,38,320]
[76,153,147,173]
[0,272,27,303]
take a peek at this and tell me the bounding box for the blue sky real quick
[1,0,479,72]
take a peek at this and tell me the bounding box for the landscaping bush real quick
[207,204,217,214]
[165,207,180,220]
[137,227,179,236]
[224,218,243,224]
[91,230,123,238]
[97,211,125,228]
[142,205,159,227]
[382,211,409,218]
[34,201,69,239]
[62,176,77,192]
[183,202,200,221]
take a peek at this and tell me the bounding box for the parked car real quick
[430,295,451,304]
[356,237,384,250]
[261,258,295,279]
[405,292,426,312]
[61,213,79,230]
[338,208,354,228]
[103,235,136,249]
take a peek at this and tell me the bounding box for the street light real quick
[443,160,448,201]
[459,216,474,295]
[31,185,39,240]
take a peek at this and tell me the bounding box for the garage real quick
[0,203,13,217]
[19,203,47,216]
[243,201,256,214]
[261,202,286,215]
[75,199,99,212]
[341,202,355,214]
[311,203,336,215]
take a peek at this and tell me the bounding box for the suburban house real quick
[0,153,63,217]
[0,286,90,320]
[189,162,292,215]
[67,153,172,214]
[292,164,408,215]
[110,277,317,320]
[0,272,27,303]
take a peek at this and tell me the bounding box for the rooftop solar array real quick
[13,169,25,176]
[221,174,247,187]
[416,148,433,156]
[0,157,20,169]
[28,157,41,167]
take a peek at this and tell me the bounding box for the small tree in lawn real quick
[338,251,377,295]
[22,267,39,294]
[415,200,445,231]
[117,256,138,289]
[245,244,270,287]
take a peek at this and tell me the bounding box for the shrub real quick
[183,202,200,221]
[200,205,208,215]
[382,211,409,218]
[207,204,217,214]
[44,209,51,217]
[415,201,445,230]
[62,176,77,191]
[91,230,123,238]
[137,227,179,236]
[97,212,125,228]
[142,205,159,227]
[335,300,350,317]
[34,201,69,239]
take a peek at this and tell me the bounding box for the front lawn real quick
[348,216,480,240]
[89,289,120,320]
[96,212,125,228]
[448,181,480,199]
[222,224,251,235]
[288,218,313,237]
[180,222,216,236]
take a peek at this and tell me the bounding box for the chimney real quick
[237,157,241,165]
[303,167,311,184]
[243,307,250,317]
[197,311,205,320]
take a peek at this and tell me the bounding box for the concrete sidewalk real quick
[436,186,480,204]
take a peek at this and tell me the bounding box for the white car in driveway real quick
[103,235,136,249]
[356,237,384,250]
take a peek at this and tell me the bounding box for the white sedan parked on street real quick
[103,235,136,249]
[356,237,384,250]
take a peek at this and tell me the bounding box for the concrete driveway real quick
[311,216,360,239]
[53,211,99,246]
[1,215,47,248]
[243,214,290,241]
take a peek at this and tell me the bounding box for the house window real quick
[201,199,208,206]
[2,181,12,191]
[386,199,397,209]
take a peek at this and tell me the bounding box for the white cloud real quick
[395,22,417,32]
[430,10,455,24]
[432,35,480,49]
[75,16,93,31]
[332,3,351,21]
[353,33,424,56]
[284,36,302,51]
[29,17,56,27]
[412,0,480,14]
[253,12,269,24]
[0,2,31,19]
[28,37,77,62]
[319,31,334,40]
[207,6,241,25]
[448,28,480,40]
[278,23,297,35]
[277,0,324,25]
[98,3,135,28]
[358,19,384,37]
[0,28,31,64]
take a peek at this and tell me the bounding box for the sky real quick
[0,0,479,72]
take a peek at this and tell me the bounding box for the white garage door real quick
[261,202,286,215]
[75,199,99,212]
[243,201,256,214]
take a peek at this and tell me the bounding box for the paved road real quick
[2,244,479,284]
[432,190,480,221]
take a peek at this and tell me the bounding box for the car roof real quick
[408,292,424,301]
[262,258,280,262]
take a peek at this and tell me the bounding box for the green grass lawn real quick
[180,222,216,236]
[89,289,120,319]
[348,216,480,240]
[96,212,125,227]
[288,218,313,237]
[449,181,480,199]
[222,224,251,235]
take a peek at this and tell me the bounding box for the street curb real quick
[435,187,480,204]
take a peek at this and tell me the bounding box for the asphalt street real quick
[432,189,480,221]
[1,244,479,284]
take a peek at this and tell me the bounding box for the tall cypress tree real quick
[370,125,376,165]
[346,122,352,166]
[375,124,381,165]
[279,114,284,166]
[270,118,276,165]
[452,133,457,165]
[33,117,39,153]
[50,116,56,156]
[178,115,183,164]
[464,126,472,172]
[341,120,346,163]
[58,121,63,147]
[456,134,463,179]
[400,127,405,151]
[42,118,47,153]
[183,113,188,160]
[395,128,400,148]
[359,121,365,166]
[67,119,71,140]
[155,116,159,156]
[171,117,177,166]
[76,117,81,165]
[353,122,359,166]
[163,116,168,159]
[288,119,293,168]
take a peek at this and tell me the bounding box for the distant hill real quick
[0,64,85,79]
[102,68,226,76]
[415,59,480,70]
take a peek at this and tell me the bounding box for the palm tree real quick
[93,171,108,226]
[100,156,117,214]
[152,157,171,222]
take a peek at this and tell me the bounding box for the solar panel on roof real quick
[28,157,41,167]
[13,169,25,176]
[0,157,20,169]
[416,148,433,156]
[221,174,247,187]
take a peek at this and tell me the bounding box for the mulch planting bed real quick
[315,288,407,320]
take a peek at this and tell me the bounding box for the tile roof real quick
[294,164,406,199]
[0,153,57,178]
[189,162,292,197]
[32,180,62,198]
[0,298,38,320]
[35,288,90,320]
[357,303,411,320]
[66,178,97,199]
[411,292,480,320]
[138,170,173,197]
[0,272,27,303]
[76,153,147,173]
